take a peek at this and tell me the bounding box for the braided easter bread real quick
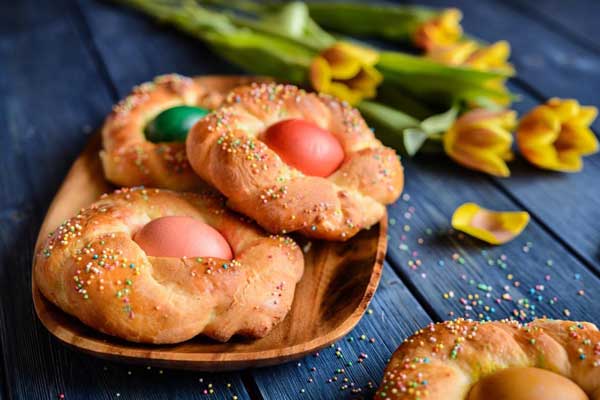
[101,74,263,191]
[377,318,600,399]
[34,187,303,344]
[186,83,404,241]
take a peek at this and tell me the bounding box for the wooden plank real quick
[506,0,600,54]
[385,156,600,324]
[74,0,239,97]
[0,1,250,399]
[405,0,600,271]
[251,263,432,400]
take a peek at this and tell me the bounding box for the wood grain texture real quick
[506,0,600,54]
[251,263,433,399]
[32,130,386,370]
[3,0,600,398]
[386,155,600,323]
[0,1,250,398]
[410,0,600,271]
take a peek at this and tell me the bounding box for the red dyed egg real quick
[263,119,344,177]
[134,216,232,259]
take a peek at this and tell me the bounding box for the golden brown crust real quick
[100,74,264,191]
[376,318,600,399]
[33,187,304,344]
[186,83,404,241]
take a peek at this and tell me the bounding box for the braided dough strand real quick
[101,74,263,191]
[377,318,600,399]
[186,83,404,240]
[34,188,303,344]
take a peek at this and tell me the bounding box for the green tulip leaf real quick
[420,106,458,135]
[306,2,436,43]
[403,128,429,156]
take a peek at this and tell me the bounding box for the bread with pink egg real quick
[33,187,304,344]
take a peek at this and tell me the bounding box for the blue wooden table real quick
[1,1,599,399]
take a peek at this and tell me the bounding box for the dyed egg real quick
[468,367,588,400]
[134,216,232,259]
[263,119,344,177]
[145,105,210,143]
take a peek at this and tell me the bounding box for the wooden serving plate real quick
[32,77,387,371]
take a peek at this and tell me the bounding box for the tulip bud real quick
[443,109,516,177]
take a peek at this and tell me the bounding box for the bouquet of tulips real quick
[117,0,598,177]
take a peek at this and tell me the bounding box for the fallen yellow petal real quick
[451,202,530,245]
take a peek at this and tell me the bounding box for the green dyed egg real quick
[145,105,210,143]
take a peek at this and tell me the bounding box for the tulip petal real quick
[501,149,514,161]
[336,42,380,66]
[517,106,560,145]
[324,50,363,80]
[457,110,516,150]
[456,127,512,155]
[414,8,463,50]
[556,125,599,155]
[452,203,530,245]
[519,145,577,172]
[547,98,579,122]
[328,82,363,105]
[427,41,477,66]
[310,56,331,92]
[556,149,583,172]
[346,66,383,94]
[445,143,511,177]
[576,106,598,126]
[322,42,379,80]
[467,40,514,74]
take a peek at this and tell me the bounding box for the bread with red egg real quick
[33,187,304,344]
[186,83,404,241]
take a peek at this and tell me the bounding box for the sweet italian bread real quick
[186,83,404,241]
[377,318,600,400]
[34,187,304,344]
[101,74,262,191]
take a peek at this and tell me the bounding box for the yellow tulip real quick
[426,40,477,66]
[310,41,383,105]
[466,40,514,75]
[452,203,530,245]
[444,109,517,177]
[517,98,598,172]
[413,8,463,51]
[427,40,514,75]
